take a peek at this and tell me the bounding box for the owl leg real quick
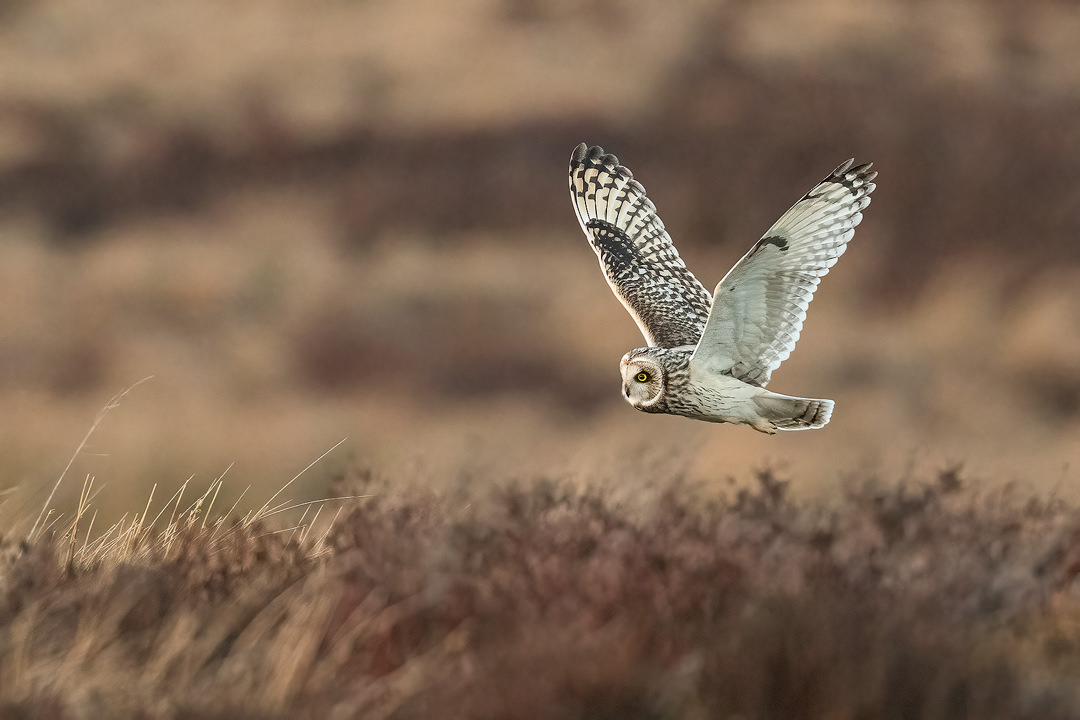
[748,418,778,435]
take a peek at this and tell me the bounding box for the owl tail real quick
[753,393,834,432]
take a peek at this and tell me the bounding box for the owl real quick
[569,144,876,433]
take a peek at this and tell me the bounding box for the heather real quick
[1,469,1079,718]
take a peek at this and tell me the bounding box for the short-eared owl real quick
[569,144,876,433]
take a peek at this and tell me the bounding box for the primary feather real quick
[568,143,712,348]
[690,159,877,386]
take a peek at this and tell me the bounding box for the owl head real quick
[619,349,667,410]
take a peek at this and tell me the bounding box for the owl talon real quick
[750,420,777,435]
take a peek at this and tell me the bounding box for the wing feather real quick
[569,143,712,348]
[690,159,877,386]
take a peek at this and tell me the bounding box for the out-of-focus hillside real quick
[1,0,1080,520]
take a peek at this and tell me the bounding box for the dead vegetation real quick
[1,468,1079,718]
[3,0,1080,499]
[2,1,1080,715]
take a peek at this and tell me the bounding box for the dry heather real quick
[4,0,1080,501]
[1,469,1080,718]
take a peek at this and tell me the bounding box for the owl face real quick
[620,352,665,409]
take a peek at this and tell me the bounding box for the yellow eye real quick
[635,371,650,383]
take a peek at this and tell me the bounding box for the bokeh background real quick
[2,0,1080,521]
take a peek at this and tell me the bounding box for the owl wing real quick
[690,159,877,386]
[569,144,713,348]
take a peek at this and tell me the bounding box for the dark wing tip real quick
[587,144,620,169]
[828,158,877,194]
[570,143,625,174]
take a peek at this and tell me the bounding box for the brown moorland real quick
[3,0,1080,715]
[3,470,1080,718]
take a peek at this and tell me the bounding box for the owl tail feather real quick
[753,393,834,432]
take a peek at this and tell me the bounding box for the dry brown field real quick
[2,0,1080,715]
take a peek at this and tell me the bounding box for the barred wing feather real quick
[569,143,712,348]
[691,159,877,386]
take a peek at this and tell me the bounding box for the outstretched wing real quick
[569,143,712,348]
[691,159,877,386]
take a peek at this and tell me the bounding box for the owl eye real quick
[635,371,650,383]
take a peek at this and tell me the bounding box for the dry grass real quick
[2,0,1080,503]
[16,389,358,572]
[2,467,1080,718]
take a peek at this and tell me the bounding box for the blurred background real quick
[2,0,1080,521]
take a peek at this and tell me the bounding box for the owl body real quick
[570,143,876,433]
[620,345,830,433]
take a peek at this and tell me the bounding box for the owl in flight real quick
[569,144,876,433]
